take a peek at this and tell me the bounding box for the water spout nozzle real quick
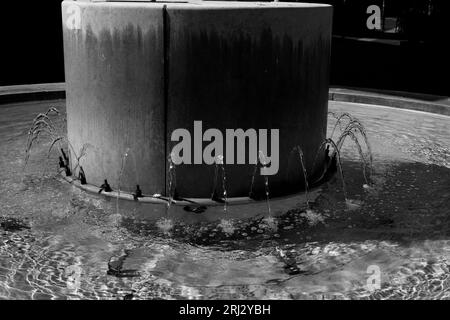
[59,156,65,169]
[78,166,87,185]
[133,185,143,200]
[99,179,113,193]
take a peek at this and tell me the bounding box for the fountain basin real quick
[62,1,333,198]
[1,85,449,299]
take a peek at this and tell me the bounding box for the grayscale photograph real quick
[0,0,449,308]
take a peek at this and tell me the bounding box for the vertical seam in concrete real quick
[163,5,170,196]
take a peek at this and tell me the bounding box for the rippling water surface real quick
[0,100,449,300]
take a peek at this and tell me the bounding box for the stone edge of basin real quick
[55,170,319,207]
[0,83,66,104]
[329,86,450,116]
[1,83,448,116]
[69,1,331,9]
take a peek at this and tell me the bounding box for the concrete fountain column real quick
[62,0,332,199]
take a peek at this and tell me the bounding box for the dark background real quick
[0,0,448,95]
[0,0,65,86]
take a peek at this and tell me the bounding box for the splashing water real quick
[68,143,92,178]
[345,199,363,211]
[249,157,259,199]
[262,216,278,233]
[327,138,361,212]
[326,138,347,197]
[167,153,177,214]
[329,111,374,186]
[24,107,64,172]
[218,219,236,236]
[308,111,375,212]
[25,107,61,165]
[329,112,354,141]
[156,217,174,235]
[293,146,310,209]
[300,209,325,227]
[314,139,350,207]
[212,155,228,213]
[117,148,131,215]
[24,107,93,188]
[328,112,376,210]
[259,151,272,216]
[23,107,69,191]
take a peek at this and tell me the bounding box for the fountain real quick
[2,81,450,300]
[0,0,449,301]
[62,0,333,203]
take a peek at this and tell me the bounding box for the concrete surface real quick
[62,1,166,196]
[0,83,66,104]
[62,1,333,198]
[329,87,450,116]
[165,2,332,197]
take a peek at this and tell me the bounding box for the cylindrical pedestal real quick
[62,1,332,199]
